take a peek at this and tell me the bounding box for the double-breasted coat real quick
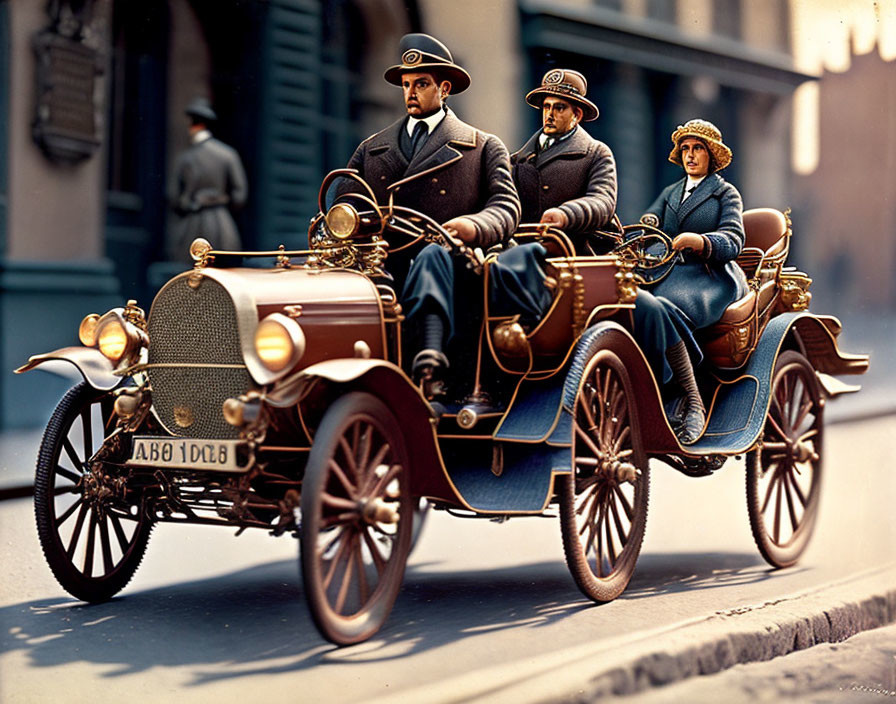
[347,108,520,249]
[632,172,747,384]
[511,125,617,243]
[168,134,247,261]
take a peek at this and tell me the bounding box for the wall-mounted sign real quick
[32,0,102,164]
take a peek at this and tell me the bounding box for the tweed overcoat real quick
[511,126,617,242]
[168,135,247,261]
[347,108,520,249]
[632,172,747,384]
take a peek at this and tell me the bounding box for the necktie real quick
[682,184,696,203]
[541,136,555,152]
[411,121,428,157]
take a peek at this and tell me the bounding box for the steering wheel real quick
[612,224,677,279]
[386,202,484,274]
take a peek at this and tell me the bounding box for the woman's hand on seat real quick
[671,233,705,254]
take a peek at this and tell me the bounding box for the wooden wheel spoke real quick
[789,470,808,508]
[766,413,789,442]
[760,471,780,514]
[333,535,358,613]
[579,392,598,434]
[322,492,358,513]
[773,476,783,544]
[355,540,370,605]
[98,516,114,574]
[368,461,401,501]
[66,503,89,559]
[337,436,359,483]
[356,425,373,483]
[62,438,84,473]
[613,484,633,521]
[82,511,98,577]
[609,493,628,548]
[361,527,387,576]
[612,425,631,455]
[595,501,607,576]
[56,497,83,528]
[321,526,352,591]
[328,459,357,499]
[792,395,814,433]
[109,512,131,553]
[81,408,93,460]
[575,425,604,461]
[55,464,81,486]
[798,428,819,444]
[604,503,617,567]
[783,470,800,533]
[321,512,357,529]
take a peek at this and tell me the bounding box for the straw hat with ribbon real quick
[668,119,732,172]
[384,33,471,95]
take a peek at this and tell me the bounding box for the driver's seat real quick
[700,208,791,369]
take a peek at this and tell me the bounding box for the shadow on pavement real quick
[1,550,780,685]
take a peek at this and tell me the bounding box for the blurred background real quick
[0,0,893,429]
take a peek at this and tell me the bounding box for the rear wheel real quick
[300,392,413,645]
[559,350,649,602]
[34,383,152,602]
[747,350,823,568]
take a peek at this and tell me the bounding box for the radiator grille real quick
[147,276,254,439]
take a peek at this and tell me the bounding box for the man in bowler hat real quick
[489,69,618,329]
[345,33,520,394]
[168,98,248,262]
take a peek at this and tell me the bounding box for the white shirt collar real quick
[686,175,706,190]
[191,129,212,144]
[538,125,577,149]
[406,108,446,137]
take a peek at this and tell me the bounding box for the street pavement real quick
[1,414,893,703]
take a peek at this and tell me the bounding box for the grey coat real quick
[347,108,520,249]
[511,126,617,242]
[168,135,248,261]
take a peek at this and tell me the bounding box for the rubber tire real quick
[34,382,152,602]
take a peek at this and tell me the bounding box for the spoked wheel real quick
[559,350,649,602]
[300,392,413,645]
[34,382,152,602]
[747,350,824,568]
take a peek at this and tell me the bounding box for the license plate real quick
[129,436,244,472]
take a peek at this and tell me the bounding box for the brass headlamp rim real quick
[94,309,148,367]
[325,202,361,240]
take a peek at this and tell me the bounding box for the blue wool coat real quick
[633,173,747,383]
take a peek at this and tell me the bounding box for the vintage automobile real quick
[17,169,869,645]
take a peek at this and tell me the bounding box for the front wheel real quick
[747,350,824,568]
[300,392,414,645]
[34,382,153,602]
[559,350,650,602]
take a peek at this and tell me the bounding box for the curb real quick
[363,565,896,704]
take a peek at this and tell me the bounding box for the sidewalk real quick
[2,311,892,498]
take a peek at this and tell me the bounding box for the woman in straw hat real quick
[631,119,748,444]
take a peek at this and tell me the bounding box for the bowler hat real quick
[668,119,732,172]
[384,33,471,94]
[184,97,217,123]
[525,69,599,121]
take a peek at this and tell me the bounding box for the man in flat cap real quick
[168,97,248,262]
[345,33,520,395]
[489,69,617,330]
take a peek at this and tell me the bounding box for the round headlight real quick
[254,314,305,373]
[326,203,360,239]
[97,319,129,362]
[79,314,100,347]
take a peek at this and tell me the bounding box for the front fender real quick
[14,347,120,391]
[266,358,453,501]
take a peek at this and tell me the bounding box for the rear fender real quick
[560,322,679,454]
[14,347,120,391]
